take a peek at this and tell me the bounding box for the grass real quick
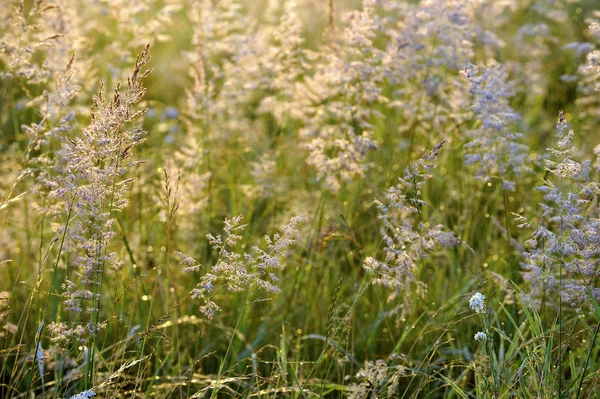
[1,0,600,398]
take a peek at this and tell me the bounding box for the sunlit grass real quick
[0,0,599,398]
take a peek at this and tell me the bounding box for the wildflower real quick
[469,292,486,314]
[474,331,487,342]
[164,107,179,119]
[69,390,96,399]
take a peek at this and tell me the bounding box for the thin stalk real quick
[575,322,599,399]
[210,290,250,399]
[87,168,119,388]
[301,277,370,390]
[25,198,75,397]
[558,175,564,398]
[184,320,205,398]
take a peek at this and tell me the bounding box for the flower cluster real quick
[474,331,487,342]
[461,62,528,191]
[382,0,502,144]
[350,359,405,399]
[576,18,600,123]
[295,0,384,193]
[521,112,600,311]
[0,291,17,339]
[178,215,306,319]
[45,45,152,343]
[364,140,462,301]
[469,292,486,314]
[70,390,96,399]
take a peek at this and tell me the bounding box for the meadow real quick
[1,0,599,397]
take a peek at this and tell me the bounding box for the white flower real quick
[70,390,96,399]
[474,331,487,342]
[469,292,486,314]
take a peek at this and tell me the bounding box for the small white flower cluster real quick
[69,390,95,399]
[474,331,487,342]
[469,292,486,314]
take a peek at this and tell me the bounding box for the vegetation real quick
[1,0,599,397]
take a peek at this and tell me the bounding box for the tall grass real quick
[1,0,599,397]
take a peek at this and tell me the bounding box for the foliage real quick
[0,0,599,397]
